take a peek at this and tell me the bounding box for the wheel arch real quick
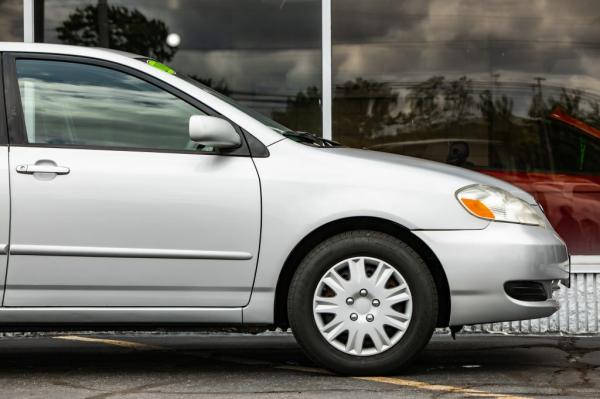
[273,216,451,328]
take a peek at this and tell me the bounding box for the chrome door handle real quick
[16,164,70,175]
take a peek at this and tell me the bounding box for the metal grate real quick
[460,273,600,335]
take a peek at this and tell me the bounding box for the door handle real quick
[16,164,70,175]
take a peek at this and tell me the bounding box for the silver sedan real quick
[0,43,570,374]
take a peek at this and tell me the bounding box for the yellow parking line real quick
[52,336,530,399]
[53,335,162,350]
[274,365,530,399]
[356,376,531,399]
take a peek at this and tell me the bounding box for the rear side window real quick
[15,59,205,151]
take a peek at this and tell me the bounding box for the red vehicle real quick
[370,107,600,256]
[479,108,600,255]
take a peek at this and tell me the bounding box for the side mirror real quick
[189,115,241,149]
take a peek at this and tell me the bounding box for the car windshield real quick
[140,58,340,147]
[181,77,293,134]
[138,58,289,132]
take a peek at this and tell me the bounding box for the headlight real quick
[456,184,545,227]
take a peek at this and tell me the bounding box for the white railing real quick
[462,268,600,335]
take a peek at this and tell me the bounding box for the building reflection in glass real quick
[0,0,23,41]
[332,0,600,255]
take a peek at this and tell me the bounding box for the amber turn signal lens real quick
[460,198,495,220]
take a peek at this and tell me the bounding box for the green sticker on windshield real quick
[146,59,176,75]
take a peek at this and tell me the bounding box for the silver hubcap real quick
[313,256,413,356]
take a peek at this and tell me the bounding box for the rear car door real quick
[2,53,261,307]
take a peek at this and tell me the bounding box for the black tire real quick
[287,230,438,375]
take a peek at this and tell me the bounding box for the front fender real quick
[243,139,490,323]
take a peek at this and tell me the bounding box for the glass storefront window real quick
[38,0,322,135]
[333,0,600,255]
[0,0,23,41]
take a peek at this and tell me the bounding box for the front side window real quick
[16,59,205,151]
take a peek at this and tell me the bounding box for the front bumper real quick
[414,222,570,326]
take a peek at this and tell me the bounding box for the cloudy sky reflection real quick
[0,0,24,41]
[42,0,322,102]
[333,0,600,94]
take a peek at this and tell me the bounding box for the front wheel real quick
[287,230,438,375]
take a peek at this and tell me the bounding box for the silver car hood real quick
[325,147,537,205]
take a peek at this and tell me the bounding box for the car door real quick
[2,54,261,307]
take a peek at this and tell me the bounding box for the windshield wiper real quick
[282,131,342,147]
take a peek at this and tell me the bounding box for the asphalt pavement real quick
[0,332,598,398]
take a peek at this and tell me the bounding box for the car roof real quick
[0,42,141,60]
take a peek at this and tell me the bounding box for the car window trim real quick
[1,52,256,157]
[0,53,8,146]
